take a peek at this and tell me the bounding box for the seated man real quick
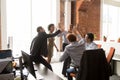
[59,33,85,80]
[85,33,98,50]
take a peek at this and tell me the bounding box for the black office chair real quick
[21,50,36,79]
[107,47,115,64]
[76,49,112,80]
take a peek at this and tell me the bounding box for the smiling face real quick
[85,33,94,43]
[85,34,90,43]
[50,26,55,33]
[48,24,55,33]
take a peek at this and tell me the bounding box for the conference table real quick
[95,41,120,75]
[18,55,63,80]
[95,41,120,60]
[27,64,63,80]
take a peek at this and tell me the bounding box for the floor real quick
[14,50,120,80]
[51,51,120,80]
[14,60,120,80]
[51,62,70,80]
[51,61,120,80]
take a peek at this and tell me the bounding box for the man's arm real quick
[57,23,66,37]
[46,30,61,38]
[72,26,82,41]
[73,27,85,44]
[59,47,69,62]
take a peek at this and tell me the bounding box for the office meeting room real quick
[0,0,120,80]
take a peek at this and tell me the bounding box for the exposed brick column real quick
[59,0,65,51]
[76,0,84,24]
[60,0,65,27]
[71,1,76,25]
[76,0,100,40]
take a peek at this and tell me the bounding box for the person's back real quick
[59,33,85,80]
[65,39,85,67]
[30,31,48,57]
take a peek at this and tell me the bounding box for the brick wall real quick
[60,0,65,27]
[71,1,76,25]
[72,0,100,40]
[59,1,65,51]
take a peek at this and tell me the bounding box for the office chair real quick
[76,49,112,80]
[107,47,115,64]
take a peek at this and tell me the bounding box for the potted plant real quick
[118,38,120,43]
[103,36,107,42]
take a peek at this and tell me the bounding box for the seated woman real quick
[59,33,85,80]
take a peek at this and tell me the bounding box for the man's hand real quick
[73,25,80,35]
[58,23,65,32]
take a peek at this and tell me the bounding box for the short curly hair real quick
[67,33,77,42]
[48,24,54,31]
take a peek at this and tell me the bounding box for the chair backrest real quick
[107,47,115,64]
[0,49,12,59]
[21,51,36,78]
[76,49,111,80]
[97,44,101,48]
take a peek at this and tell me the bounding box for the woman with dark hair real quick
[47,24,59,63]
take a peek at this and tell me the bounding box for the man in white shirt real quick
[85,33,98,50]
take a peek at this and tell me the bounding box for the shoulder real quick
[78,38,85,45]
[92,42,97,46]
[37,32,47,39]
[86,42,98,50]
[38,32,46,35]
[65,44,70,49]
[64,44,72,50]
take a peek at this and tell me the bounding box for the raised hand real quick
[73,25,80,35]
[58,23,65,32]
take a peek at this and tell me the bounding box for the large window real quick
[6,0,58,56]
[102,2,120,42]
